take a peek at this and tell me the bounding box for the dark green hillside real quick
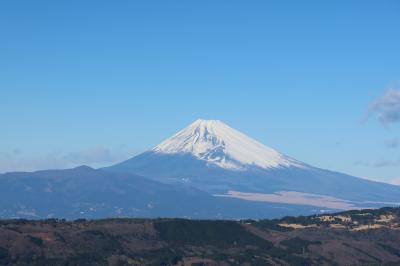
[0,207,399,265]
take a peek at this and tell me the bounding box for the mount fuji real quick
[2,119,400,219]
[107,119,400,210]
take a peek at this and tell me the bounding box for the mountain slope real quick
[0,166,217,219]
[2,119,399,219]
[107,119,400,209]
[152,119,305,170]
[0,166,321,219]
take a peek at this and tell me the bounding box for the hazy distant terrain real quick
[1,207,400,265]
[0,166,326,220]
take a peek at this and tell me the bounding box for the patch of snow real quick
[153,119,304,170]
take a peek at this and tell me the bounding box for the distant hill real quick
[0,207,399,265]
[0,166,319,219]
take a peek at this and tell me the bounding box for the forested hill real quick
[0,207,399,265]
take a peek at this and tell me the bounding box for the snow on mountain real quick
[106,118,400,210]
[153,119,305,170]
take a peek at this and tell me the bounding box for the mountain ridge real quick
[107,119,400,210]
[1,119,400,219]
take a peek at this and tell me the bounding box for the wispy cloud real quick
[62,146,116,165]
[353,160,371,167]
[354,159,400,168]
[374,160,400,168]
[385,138,400,148]
[369,88,400,126]
[0,145,140,173]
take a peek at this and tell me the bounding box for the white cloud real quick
[370,88,400,126]
[385,138,400,148]
[0,145,140,173]
[62,146,115,164]
[354,159,400,168]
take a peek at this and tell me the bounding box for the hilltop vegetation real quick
[0,207,399,265]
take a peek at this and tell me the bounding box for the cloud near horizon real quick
[370,89,400,126]
[0,145,140,173]
[354,159,400,168]
[390,178,400,186]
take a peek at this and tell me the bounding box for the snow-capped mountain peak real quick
[153,119,303,170]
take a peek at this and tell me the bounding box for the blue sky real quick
[1,0,400,183]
